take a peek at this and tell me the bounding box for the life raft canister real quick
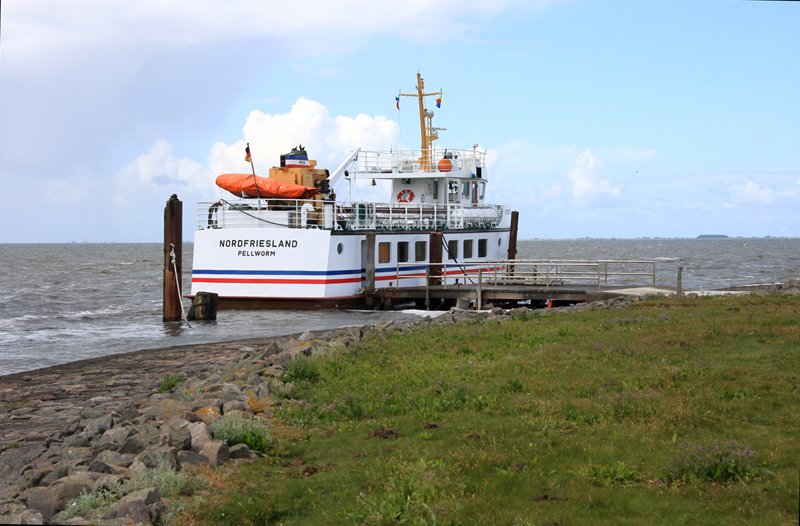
[437,158,453,172]
[397,189,415,203]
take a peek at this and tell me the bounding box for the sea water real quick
[1,238,798,376]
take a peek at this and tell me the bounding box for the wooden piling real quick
[507,210,519,260]
[425,268,431,310]
[163,194,183,322]
[677,266,684,297]
[476,268,483,309]
[429,231,443,287]
[365,233,376,309]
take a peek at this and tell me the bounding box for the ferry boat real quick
[190,73,516,308]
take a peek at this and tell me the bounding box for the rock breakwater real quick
[1,315,452,524]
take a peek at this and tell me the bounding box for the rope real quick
[440,234,475,285]
[170,244,191,328]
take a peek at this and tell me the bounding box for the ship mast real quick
[399,72,442,171]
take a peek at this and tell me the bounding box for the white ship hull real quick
[191,222,511,307]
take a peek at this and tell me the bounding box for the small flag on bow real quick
[245,144,252,163]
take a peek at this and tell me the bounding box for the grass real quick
[158,374,186,393]
[179,294,800,525]
[128,460,208,497]
[60,485,124,520]
[62,461,207,520]
[210,413,273,453]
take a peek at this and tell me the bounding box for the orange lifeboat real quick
[215,173,319,199]
[437,157,453,172]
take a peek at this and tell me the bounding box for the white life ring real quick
[397,189,415,203]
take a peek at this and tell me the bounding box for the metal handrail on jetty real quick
[391,259,658,289]
[374,259,673,310]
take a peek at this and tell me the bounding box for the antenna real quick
[398,72,442,171]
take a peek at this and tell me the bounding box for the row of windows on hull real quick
[376,237,496,264]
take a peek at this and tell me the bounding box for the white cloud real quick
[208,97,398,177]
[118,99,399,202]
[567,151,621,205]
[782,177,800,199]
[729,180,776,204]
[4,0,554,65]
[117,139,213,197]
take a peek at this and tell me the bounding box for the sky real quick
[1,0,798,242]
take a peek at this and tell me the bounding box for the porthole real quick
[337,243,343,254]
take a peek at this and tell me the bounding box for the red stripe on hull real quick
[192,277,362,285]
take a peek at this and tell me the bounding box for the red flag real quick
[245,144,252,163]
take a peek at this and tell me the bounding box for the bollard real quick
[188,292,219,321]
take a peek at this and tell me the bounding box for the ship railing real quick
[353,148,485,175]
[197,199,504,231]
[389,259,658,289]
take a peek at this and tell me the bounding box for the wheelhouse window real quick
[378,242,391,263]
[463,239,473,259]
[415,241,427,262]
[448,180,459,202]
[462,182,470,199]
[478,238,487,258]
[433,181,439,200]
[397,241,409,263]
[448,239,458,260]
[479,181,486,200]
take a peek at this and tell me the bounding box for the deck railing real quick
[197,199,505,232]
[353,148,485,175]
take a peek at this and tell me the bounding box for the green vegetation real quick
[210,413,273,453]
[0,442,20,454]
[128,460,207,497]
[62,461,207,520]
[182,295,800,525]
[158,374,186,393]
[283,356,321,384]
[60,486,123,520]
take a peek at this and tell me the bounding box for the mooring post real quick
[476,268,483,310]
[429,231,443,287]
[676,265,684,297]
[425,267,431,310]
[507,210,519,276]
[365,233,376,309]
[507,210,519,260]
[163,194,183,322]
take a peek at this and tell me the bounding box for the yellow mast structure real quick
[399,72,442,172]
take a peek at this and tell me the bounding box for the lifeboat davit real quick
[216,173,319,199]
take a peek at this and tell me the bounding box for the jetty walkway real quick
[367,258,684,309]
